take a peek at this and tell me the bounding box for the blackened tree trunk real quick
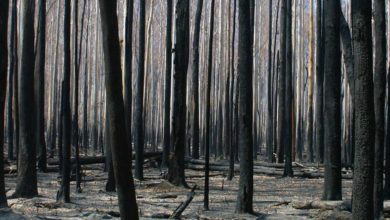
[351,1,375,219]
[277,0,286,164]
[13,0,38,198]
[134,0,145,180]
[204,0,215,210]
[162,0,173,168]
[373,0,386,218]
[7,0,17,161]
[191,0,203,160]
[35,0,47,172]
[98,0,139,219]
[322,0,342,201]
[73,0,86,193]
[105,103,116,192]
[0,0,9,208]
[167,0,190,187]
[266,0,273,162]
[124,0,134,157]
[315,0,324,163]
[228,0,237,181]
[57,0,72,203]
[283,0,293,177]
[235,0,253,214]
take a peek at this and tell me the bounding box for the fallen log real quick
[185,163,353,179]
[185,158,324,169]
[169,185,197,219]
[292,200,351,211]
[48,151,162,166]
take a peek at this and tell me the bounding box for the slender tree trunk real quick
[235,0,253,214]
[13,0,38,198]
[373,0,386,218]
[228,0,237,181]
[277,0,286,164]
[322,0,342,201]
[98,0,139,218]
[57,0,72,203]
[315,0,324,163]
[134,0,145,180]
[0,0,9,208]
[283,0,293,177]
[105,102,116,192]
[7,0,17,162]
[167,0,190,187]
[124,0,134,157]
[306,0,314,162]
[351,1,375,219]
[35,0,47,172]
[204,0,215,210]
[191,0,203,160]
[266,0,273,162]
[162,0,173,168]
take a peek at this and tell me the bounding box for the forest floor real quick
[0,159,360,219]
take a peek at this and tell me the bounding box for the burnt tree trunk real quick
[315,0,324,163]
[322,0,342,201]
[167,0,190,187]
[35,0,47,172]
[7,0,17,162]
[235,0,253,214]
[0,0,9,208]
[134,0,146,180]
[283,0,293,177]
[57,0,72,203]
[98,0,139,218]
[204,0,215,210]
[13,0,38,198]
[373,0,386,218]
[191,0,203,160]
[162,0,173,169]
[351,0,375,219]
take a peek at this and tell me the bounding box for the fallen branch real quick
[169,185,197,219]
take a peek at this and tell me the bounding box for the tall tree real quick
[306,0,314,162]
[266,0,273,162]
[351,0,375,219]
[191,0,203,160]
[134,0,146,180]
[35,0,47,172]
[124,0,134,156]
[57,0,72,203]
[322,0,342,201]
[0,0,9,208]
[235,0,253,213]
[315,0,324,163]
[204,0,215,210]
[283,0,293,177]
[162,0,173,168]
[276,0,286,163]
[228,0,237,181]
[167,0,190,187]
[7,0,17,161]
[13,0,38,198]
[98,0,139,219]
[373,0,386,218]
